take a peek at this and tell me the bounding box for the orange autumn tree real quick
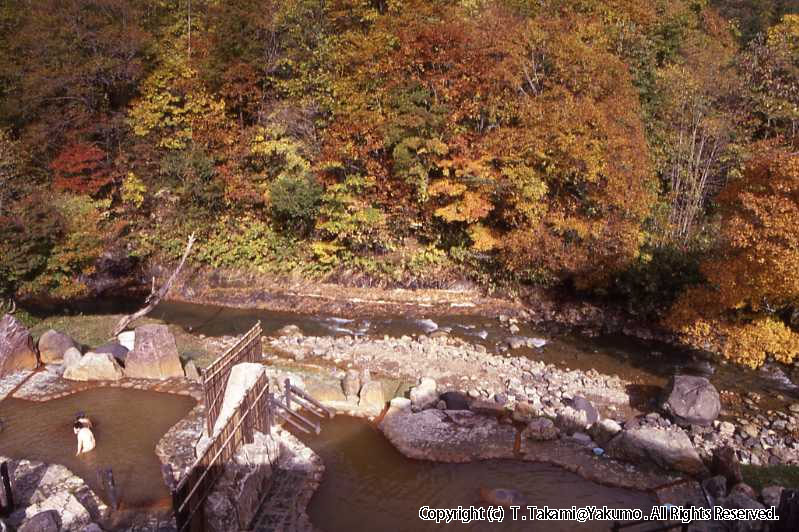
[319,0,655,289]
[666,145,799,367]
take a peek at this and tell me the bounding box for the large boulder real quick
[18,510,60,532]
[358,381,385,411]
[21,491,92,531]
[662,375,720,426]
[0,314,38,376]
[380,408,516,462]
[554,406,589,435]
[212,363,266,435]
[63,352,124,381]
[722,492,768,532]
[571,396,599,425]
[606,425,707,476]
[342,370,361,399]
[183,360,202,382]
[305,378,346,403]
[712,446,743,485]
[91,342,128,366]
[124,324,184,379]
[63,347,83,369]
[588,418,622,446]
[37,330,78,364]
[409,377,438,411]
[117,331,135,351]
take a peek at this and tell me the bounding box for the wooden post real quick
[0,461,13,517]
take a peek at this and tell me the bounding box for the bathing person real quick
[75,413,93,429]
[74,420,96,455]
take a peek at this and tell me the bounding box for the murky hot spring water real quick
[0,388,195,508]
[294,416,655,532]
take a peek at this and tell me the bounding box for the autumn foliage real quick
[1,0,799,367]
[666,146,799,367]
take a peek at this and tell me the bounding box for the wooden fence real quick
[173,371,271,532]
[203,321,262,434]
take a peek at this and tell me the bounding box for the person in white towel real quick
[74,419,95,455]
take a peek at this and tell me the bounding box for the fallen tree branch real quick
[111,232,196,337]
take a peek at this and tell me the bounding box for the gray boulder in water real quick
[662,374,720,426]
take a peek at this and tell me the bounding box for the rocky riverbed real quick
[268,328,799,472]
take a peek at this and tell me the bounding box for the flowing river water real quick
[149,300,798,409]
[292,416,655,532]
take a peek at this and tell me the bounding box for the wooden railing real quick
[173,371,271,532]
[203,321,262,434]
[269,378,334,435]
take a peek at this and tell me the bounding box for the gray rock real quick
[761,485,784,508]
[21,491,92,530]
[63,347,83,368]
[124,324,184,379]
[358,380,385,410]
[91,342,128,365]
[570,432,594,446]
[62,352,124,381]
[555,406,589,435]
[571,396,599,425]
[702,475,727,502]
[588,418,622,446]
[712,446,743,485]
[18,510,60,532]
[0,314,38,377]
[305,378,346,403]
[37,330,78,364]
[522,417,559,441]
[730,482,758,500]
[380,408,516,462]
[723,492,767,532]
[606,425,707,476]
[506,336,527,350]
[81,524,104,532]
[662,375,720,426]
[410,377,438,411]
[342,369,361,399]
[184,360,201,382]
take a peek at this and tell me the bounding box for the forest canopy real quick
[1,0,799,367]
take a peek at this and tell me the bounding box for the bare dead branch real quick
[111,232,196,337]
